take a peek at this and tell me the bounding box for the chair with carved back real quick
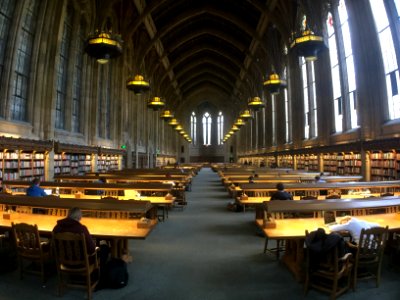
[52,232,100,300]
[346,226,389,290]
[304,230,353,300]
[11,222,51,286]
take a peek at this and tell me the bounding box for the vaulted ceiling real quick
[95,0,304,117]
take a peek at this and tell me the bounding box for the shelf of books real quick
[278,155,293,168]
[323,154,339,174]
[54,153,92,175]
[370,150,399,181]
[0,137,52,181]
[307,154,319,171]
[343,152,362,175]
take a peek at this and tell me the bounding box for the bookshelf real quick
[278,155,293,168]
[370,150,399,181]
[0,137,51,181]
[323,154,338,173]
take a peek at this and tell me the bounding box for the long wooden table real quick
[256,212,400,281]
[0,212,156,257]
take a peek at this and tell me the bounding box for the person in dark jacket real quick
[52,207,96,254]
[270,183,293,200]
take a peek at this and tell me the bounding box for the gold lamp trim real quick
[248,96,265,110]
[160,110,174,120]
[147,96,165,110]
[240,110,253,119]
[126,74,150,94]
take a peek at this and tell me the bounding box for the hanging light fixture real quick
[160,110,174,121]
[234,118,245,127]
[126,75,150,94]
[248,97,265,111]
[85,31,123,64]
[231,125,239,132]
[147,96,165,110]
[168,118,179,126]
[175,125,183,131]
[290,30,326,61]
[240,109,253,119]
[263,73,287,95]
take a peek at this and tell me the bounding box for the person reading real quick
[328,216,380,244]
[26,178,47,197]
[270,183,293,200]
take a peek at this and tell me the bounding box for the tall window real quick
[190,111,196,145]
[370,0,400,119]
[327,12,343,132]
[327,0,358,131]
[55,6,73,129]
[0,0,15,116]
[301,57,317,139]
[72,21,85,133]
[284,87,291,143]
[202,112,211,145]
[271,95,277,146]
[97,66,111,139]
[338,1,358,129]
[217,111,223,145]
[11,0,39,121]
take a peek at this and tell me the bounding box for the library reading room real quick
[1,0,400,300]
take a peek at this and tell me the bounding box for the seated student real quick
[270,183,293,200]
[329,216,380,244]
[26,178,47,197]
[248,175,255,183]
[314,175,326,183]
[53,207,110,266]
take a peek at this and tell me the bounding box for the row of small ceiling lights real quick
[222,27,326,144]
[84,31,191,143]
[84,17,325,146]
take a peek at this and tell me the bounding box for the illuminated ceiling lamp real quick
[290,30,326,61]
[234,118,245,127]
[232,125,239,132]
[240,109,253,119]
[263,73,287,95]
[147,96,165,111]
[126,75,150,94]
[168,118,179,126]
[160,110,174,121]
[85,31,123,64]
[248,97,265,111]
[174,125,183,131]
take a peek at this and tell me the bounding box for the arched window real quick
[202,112,211,145]
[271,94,277,145]
[370,0,400,120]
[327,1,358,131]
[217,111,223,145]
[0,0,16,117]
[11,0,39,121]
[190,111,196,145]
[284,66,291,143]
[301,56,317,139]
[71,20,85,133]
[55,5,73,129]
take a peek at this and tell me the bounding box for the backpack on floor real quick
[103,258,129,289]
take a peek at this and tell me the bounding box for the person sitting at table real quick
[26,178,47,197]
[53,207,96,254]
[53,207,111,266]
[314,175,326,183]
[270,183,293,200]
[329,216,380,244]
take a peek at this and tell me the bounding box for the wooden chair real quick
[304,230,353,300]
[263,211,287,259]
[11,222,51,286]
[52,232,100,300]
[347,226,389,290]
